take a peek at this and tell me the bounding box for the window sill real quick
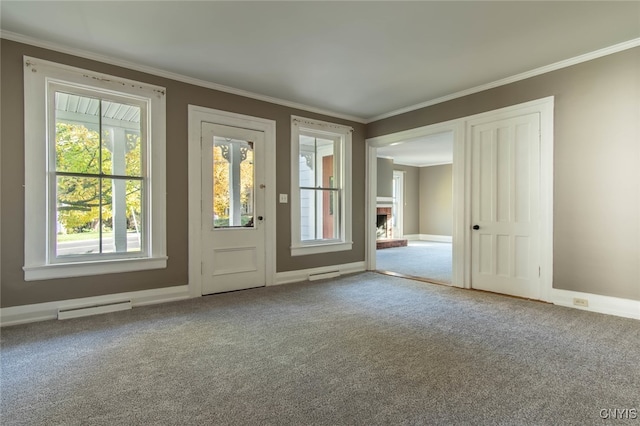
[23,256,168,281]
[291,241,353,257]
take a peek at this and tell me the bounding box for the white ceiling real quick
[377,131,453,168]
[1,1,639,122]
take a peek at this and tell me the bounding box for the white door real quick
[201,122,266,294]
[471,112,541,299]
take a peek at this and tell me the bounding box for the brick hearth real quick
[376,238,408,249]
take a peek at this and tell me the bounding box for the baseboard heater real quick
[57,300,132,320]
[308,270,341,281]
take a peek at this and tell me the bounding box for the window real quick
[291,116,352,256]
[23,57,166,280]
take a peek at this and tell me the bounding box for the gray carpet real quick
[1,272,639,425]
[377,241,452,284]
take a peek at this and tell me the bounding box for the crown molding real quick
[0,30,367,124]
[365,37,640,123]
[3,30,638,126]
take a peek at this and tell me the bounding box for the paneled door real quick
[471,112,541,299]
[201,122,265,294]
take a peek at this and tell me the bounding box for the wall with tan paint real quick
[368,47,640,301]
[0,39,366,307]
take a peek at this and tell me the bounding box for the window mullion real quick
[98,100,104,254]
[55,171,142,180]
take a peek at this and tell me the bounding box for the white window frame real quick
[291,116,352,256]
[23,56,167,280]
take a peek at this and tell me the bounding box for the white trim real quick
[0,285,189,327]
[367,38,640,123]
[188,105,277,298]
[291,242,354,257]
[419,234,453,243]
[5,31,638,125]
[23,257,168,281]
[274,262,366,286]
[290,116,353,256]
[392,170,404,238]
[550,289,640,320]
[403,234,421,241]
[2,30,365,124]
[22,56,167,280]
[366,145,377,270]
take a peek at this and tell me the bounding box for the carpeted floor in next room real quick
[1,272,639,425]
[376,241,452,284]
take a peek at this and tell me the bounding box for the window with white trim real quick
[23,57,167,280]
[291,116,352,256]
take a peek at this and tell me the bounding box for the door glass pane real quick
[213,137,254,228]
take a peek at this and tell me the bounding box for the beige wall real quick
[393,164,419,235]
[419,165,453,236]
[368,47,640,301]
[2,40,639,307]
[376,158,394,198]
[0,40,366,308]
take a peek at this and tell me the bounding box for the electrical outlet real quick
[279,194,288,203]
[573,298,589,307]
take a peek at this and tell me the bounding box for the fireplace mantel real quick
[376,196,393,208]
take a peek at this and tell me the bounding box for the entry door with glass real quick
[201,123,265,294]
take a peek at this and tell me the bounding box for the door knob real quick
[258,216,264,221]
[473,225,480,230]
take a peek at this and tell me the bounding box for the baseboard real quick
[419,234,453,243]
[0,285,190,327]
[274,261,366,286]
[550,288,640,320]
[403,234,420,241]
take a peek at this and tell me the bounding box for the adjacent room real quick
[375,132,454,284]
[1,1,639,424]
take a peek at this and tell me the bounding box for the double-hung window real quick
[23,57,167,280]
[291,116,352,256]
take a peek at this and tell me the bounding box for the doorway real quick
[365,97,554,301]
[370,127,458,285]
[200,123,266,294]
[188,106,276,297]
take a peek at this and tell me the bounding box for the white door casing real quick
[470,112,541,299]
[392,170,404,238]
[188,106,276,298]
[201,123,266,294]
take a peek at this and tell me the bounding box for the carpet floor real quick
[376,241,452,284]
[1,272,639,425]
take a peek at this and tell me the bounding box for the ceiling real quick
[377,131,453,168]
[1,1,639,122]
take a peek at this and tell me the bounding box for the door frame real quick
[366,119,466,287]
[188,105,276,297]
[365,96,554,301]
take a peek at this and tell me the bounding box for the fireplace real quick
[376,207,392,238]
[375,204,407,249]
